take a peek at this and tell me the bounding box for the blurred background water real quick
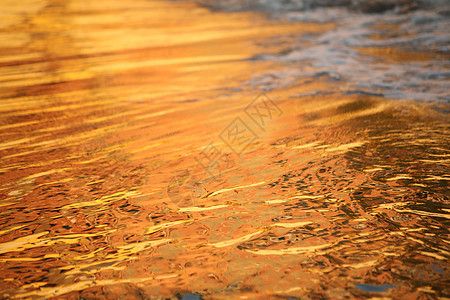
[187,0,450,102]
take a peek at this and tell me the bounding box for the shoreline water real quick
[184,0,450,13]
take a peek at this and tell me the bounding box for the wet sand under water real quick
[0,0,449,299]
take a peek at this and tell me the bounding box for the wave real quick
[187,0,450,14]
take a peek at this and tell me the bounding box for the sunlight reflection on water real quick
[0,0,449,299]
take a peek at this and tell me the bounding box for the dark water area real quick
[189,0,450,102]
[195,0,450,13]
[0,0,449,299]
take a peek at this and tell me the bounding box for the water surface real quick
[0,0,449,298]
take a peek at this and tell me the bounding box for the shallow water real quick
[0,0,449,299]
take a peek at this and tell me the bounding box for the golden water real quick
[0,0,449,298]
